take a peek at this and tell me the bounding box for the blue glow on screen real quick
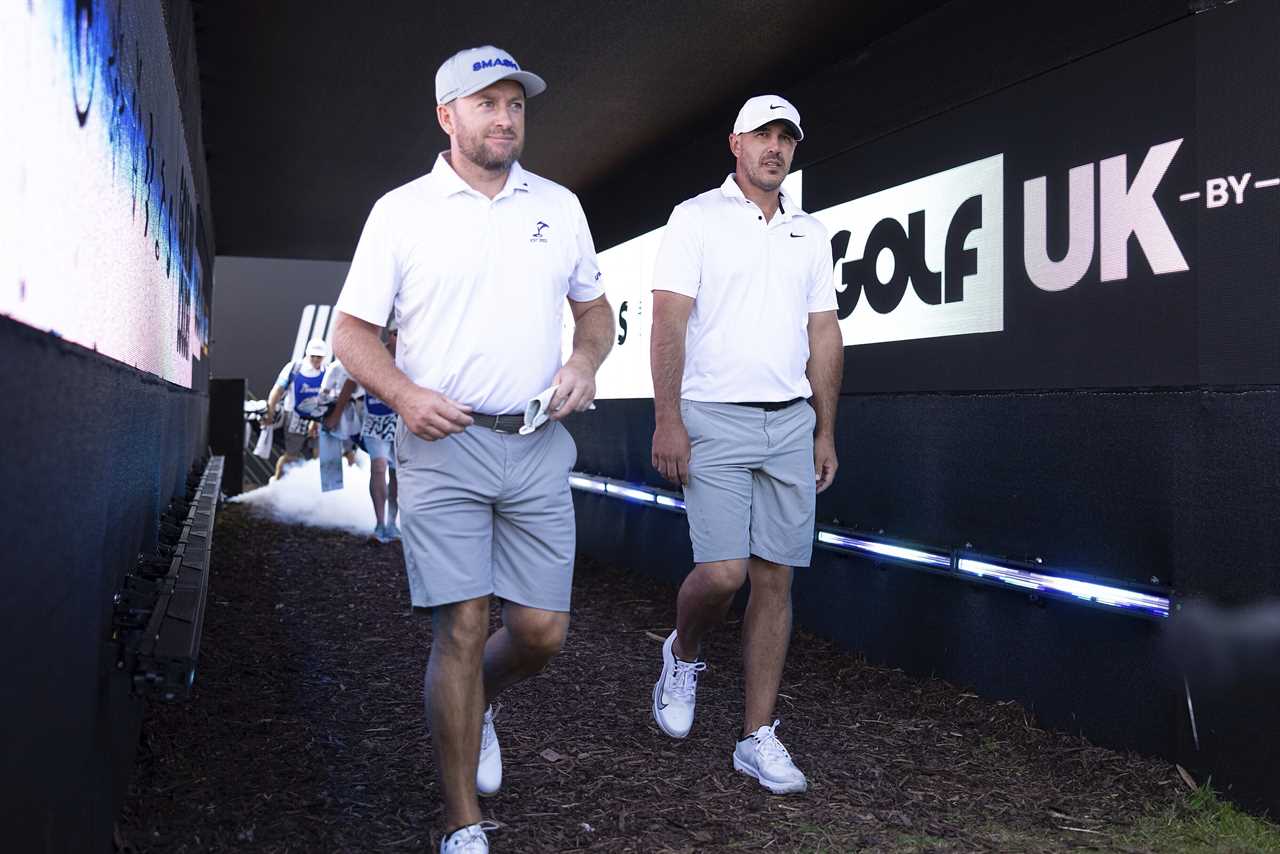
[0,0,209,387]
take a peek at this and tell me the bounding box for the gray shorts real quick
[395,420,578,611]
[681,399,817,567]
[284,430,311,455]
[363,434,396,468]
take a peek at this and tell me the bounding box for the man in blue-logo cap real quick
[333,45,613,854]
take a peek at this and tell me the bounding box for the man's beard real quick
[457,123,523,173]
[744,158,786,193]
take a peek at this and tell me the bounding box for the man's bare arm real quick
[568,294,614,374]
[264,383,284,426]
[551,294,614,417]
[806,309,843,492]
[650,290,695,484]
[332,311,472,440]
[324,378,357,431]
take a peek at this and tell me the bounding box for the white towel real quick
[520,384,595,435]
[520,385,559,435]
[253,422,275,459]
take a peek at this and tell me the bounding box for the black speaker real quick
[208,378,245,496]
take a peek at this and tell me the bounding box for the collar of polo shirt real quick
[432,153,532,201]
[719,174,793,219]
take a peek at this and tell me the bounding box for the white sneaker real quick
[440,822,494,853]
[477,705,502,796]
[384,519,401,540]
[652,631,705,738]
[733,719,808,794]
[370,523,390,544]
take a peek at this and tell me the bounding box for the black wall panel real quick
[569,0,1280,815]
[574,388,1278,598]
[581,0,1191,253]
[0,318,209,852]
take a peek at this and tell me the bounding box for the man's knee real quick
[747,557,793,596]
[507,609,569,666]
[693,559,749,598]
[431,597,490,658]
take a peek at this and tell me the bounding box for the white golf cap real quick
[305,338,329,358]
[732,94,804,141]
[435,45,547,105]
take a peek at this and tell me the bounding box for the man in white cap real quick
[332,45,613,854]
[648,95,842,794]
[263,337,330,481]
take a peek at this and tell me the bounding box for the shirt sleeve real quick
[275,362,294,389]
[650,202,701,299]
[336,198,400,326]
[567,194,606,303]
[805,217,838,313]
[320,361,348,394]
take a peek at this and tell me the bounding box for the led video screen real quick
[0,0,209,388]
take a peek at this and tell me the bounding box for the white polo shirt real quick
[336,155,605,414]
[320,359,363,437]
[651,175,837,403]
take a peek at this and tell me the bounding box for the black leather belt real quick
[471,413,534,434]
[730,397,805,412]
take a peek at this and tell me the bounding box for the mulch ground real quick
[118,502,1187,853]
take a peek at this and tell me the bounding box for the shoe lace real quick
[753,720,793,764]
[668,658,706,701]
[481,704,500,751]
[445,821,499,853]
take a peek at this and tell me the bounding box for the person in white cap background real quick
[331,45,614,854]
[263,337,331,481]
[648,95,843,794]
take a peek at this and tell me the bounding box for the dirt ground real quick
[118,503,1187,853]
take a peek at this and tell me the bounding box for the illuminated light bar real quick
[817,531,951,569]
[604,483,656,503]
[568,475,606,493]
[569,473,687,512]
[570,471,1172,620]
[956,557,1170,619]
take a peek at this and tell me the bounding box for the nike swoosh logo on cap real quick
[790,232,804,238]
[769,104,786,110]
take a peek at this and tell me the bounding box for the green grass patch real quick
[1117,783,1280,853]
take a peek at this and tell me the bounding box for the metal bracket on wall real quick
[110,456,224,701]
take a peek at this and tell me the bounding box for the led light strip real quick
[568,475,606,493]
[571,474,686,513]
[569,471,1172,620]
[816,531,951,569]
[956,557,1170,619]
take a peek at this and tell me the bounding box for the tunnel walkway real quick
[119,503,1185,852]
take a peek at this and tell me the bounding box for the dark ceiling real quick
[193,0,947,261]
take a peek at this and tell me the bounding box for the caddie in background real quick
[332,45,613,854]
[648,94,843,795]
[263,337,330,481]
